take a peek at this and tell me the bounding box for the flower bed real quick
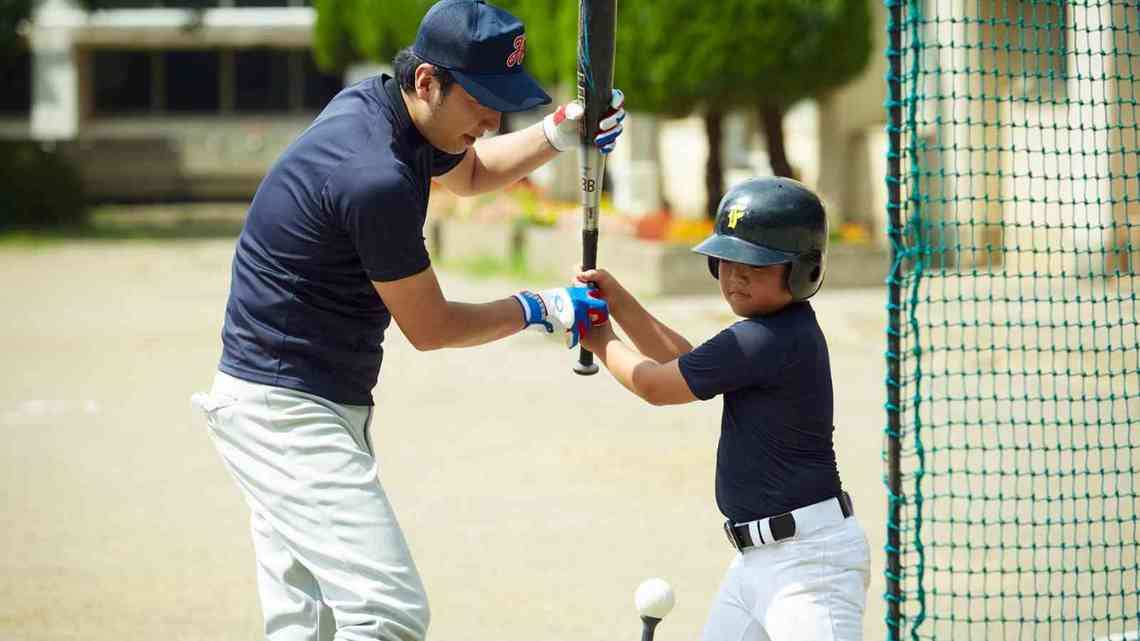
[427,181,889,295]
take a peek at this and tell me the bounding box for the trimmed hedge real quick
[1,140,86,230]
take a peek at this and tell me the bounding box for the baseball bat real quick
[573,0,616,376]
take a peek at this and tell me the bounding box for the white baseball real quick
[635,577,675,619]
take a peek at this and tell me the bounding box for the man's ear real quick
[413,63,438,101]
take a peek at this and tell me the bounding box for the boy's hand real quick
[578,318,616,355]
[514,285,609,349]
[576,268,629,314]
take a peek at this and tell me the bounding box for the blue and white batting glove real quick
[542,89,627,155]
[514,286,610,349]
[595,89,625,154]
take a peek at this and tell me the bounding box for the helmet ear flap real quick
[786,252,825,301]
[707,257,720,279]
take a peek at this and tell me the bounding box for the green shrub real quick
[0,140,87,230]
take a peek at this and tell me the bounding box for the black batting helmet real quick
[692,176,828,301]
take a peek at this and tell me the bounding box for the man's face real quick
[717,260,793,317]
[422,78,502,154]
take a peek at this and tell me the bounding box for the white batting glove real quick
[514,286,609,348]
[542,89,627,155]
[542,101,584,152]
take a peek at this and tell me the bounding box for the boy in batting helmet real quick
[578,176,870,641]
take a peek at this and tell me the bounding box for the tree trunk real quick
[650,115,672,213]
[704,107,724,218]
[760,102,794,179]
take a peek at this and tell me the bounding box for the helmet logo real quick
[726,205,746,230]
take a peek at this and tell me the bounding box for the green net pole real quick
[885,0,904,639]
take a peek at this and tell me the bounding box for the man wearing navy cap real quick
[192,1,625,640]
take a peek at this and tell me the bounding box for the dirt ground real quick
[0,236,890,641]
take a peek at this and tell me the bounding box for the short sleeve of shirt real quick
[678,321,792,400]
[328,166,430,282]
[431,148,467,177]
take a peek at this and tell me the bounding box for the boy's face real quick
[718,260,794,317]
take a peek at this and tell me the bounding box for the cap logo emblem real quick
[506,34,526,68]
[727,206,746,229]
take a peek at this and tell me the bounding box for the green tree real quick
[310,0,872,215]
[312,0,434,72]
[312,0,571,86]
[731,0,872,182]
[613,0,872,215]
[495,0,576,92]
[606,3,709,212]
[312,0,569,132]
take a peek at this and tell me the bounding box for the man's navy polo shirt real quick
[678,302,843,522]
[219,75,466,405]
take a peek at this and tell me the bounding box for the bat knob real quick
[573,362,599,376]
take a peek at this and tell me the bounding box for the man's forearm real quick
[434,298,525,348]
[466,122,559,194]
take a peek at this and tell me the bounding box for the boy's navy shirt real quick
[219,75,466,406]
[678,301,842,522]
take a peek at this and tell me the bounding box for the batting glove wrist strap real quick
[514,291,553,333]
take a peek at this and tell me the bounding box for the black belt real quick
[723,492,854,551]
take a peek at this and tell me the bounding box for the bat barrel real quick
[577,0,617,140]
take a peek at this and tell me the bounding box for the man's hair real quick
[393,47,456,95]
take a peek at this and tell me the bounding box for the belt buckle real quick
[769,512,796,541]
[723,520,744,551]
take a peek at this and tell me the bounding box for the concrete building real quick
[13,0,341,200]
[813,0,1138,274]
[915,0,1139,276]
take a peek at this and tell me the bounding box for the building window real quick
[165,50,220,112]
[0,50,32,114]
[89,47,340,117]
[235,49,291,111]
[93,50,152,114]
[89,0,309,6]
[88,0,162,8]
[302,52,342,111]
[162,0,220,9]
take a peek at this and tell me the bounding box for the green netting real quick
[883,1,1140,640]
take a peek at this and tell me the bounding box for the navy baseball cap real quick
[413,0,552,113]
